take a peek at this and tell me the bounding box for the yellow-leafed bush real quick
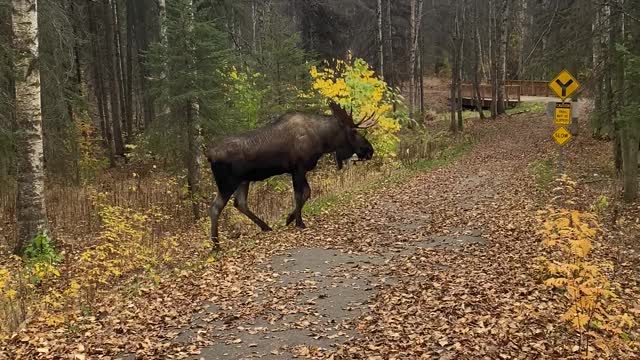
[536,175,637,358]
[310,53,401,159]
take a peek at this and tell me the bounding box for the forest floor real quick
[3,111,640,359]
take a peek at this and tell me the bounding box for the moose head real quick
[328,101,376,168]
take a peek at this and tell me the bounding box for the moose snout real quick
[358,148,374,160]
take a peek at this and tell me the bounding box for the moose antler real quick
[355,111,378,129]
[328,100,356,127]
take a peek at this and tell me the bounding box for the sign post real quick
[548,70,579,173]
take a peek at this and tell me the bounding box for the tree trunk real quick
[477,4,487,83]
[12,0,49,253]
[450,57,457,133]
[134,0,155,128]
[102,0,125,159]
[158,0,169,119]
[457,1,466,130]
[450,0,460,133]
[386,0,394,88]
[621,128,638,202]
[124,0,135,141]
[186,100,201,219]
[113,0,128,145]
[489,0,497,118]
[0,4,14,179]
[591,3,603,138]
[496,0,509,114]
[377,0,384,78]
[252,0,258,53]
[473,0,485,118]
[87,0,115,165]
[604,2,622,173]
[419,33,425,113]
[615,0,635,200]
[517,0,527,78]
[68,0,83,184]
[409,0,424,111]
[185,0,202,220]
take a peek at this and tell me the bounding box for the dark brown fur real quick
[206,103,374,250]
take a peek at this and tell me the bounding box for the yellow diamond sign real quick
[552,126,572,146]
[549,70,580,101]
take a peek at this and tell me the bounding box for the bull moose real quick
[205,101,376,250]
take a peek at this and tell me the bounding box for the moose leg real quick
[286,172,310,228]
[233,181,272,231]
[210,189,233,250]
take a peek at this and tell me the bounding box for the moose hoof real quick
[211,238,221,252]
[261,225,273,232]
[295,222,306,229]
[286,213,296,226]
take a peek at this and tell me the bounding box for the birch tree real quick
[377,0,383,78]
[12,0,49,252]
[386,0,394,88]
[409,0,424,111]
[450,0,461,133]
[472,0,485,119]
[496,0,509,114]
[185,0,202,219]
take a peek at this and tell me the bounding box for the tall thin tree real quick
[496,0,509,114]
[377,0,384,78]
[12,0,49,253]
[102,0,125,159]
[409,0,424,111]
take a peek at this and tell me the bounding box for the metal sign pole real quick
[559,145,564,174]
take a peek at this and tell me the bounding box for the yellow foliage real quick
[310,54,401,158]
[33,196,191,328]
[45,314,65,327]
[537,175,636,357]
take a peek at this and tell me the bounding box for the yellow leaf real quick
[571,313,590,329]
[45,314,65,326]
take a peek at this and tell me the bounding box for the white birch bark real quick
[409,0,424,111]
[12,0,48,252]
[377,0,384,78]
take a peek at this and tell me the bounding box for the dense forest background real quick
[0,0,620,184]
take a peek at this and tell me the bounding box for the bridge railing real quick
[505,80,551,97]
[459,84,522,101]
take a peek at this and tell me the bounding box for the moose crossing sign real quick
[549,70,580,101]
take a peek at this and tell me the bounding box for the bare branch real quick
[518,0,560,78]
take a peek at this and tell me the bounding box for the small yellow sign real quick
[549,70,580,101]
[552,126,572,146]
[554,102,572,125]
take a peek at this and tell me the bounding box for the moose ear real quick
[328,101,355,127]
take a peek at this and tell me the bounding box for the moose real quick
[205,101,376,250]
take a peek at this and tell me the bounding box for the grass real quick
[304,192,350,216]
[302,140,473,216]
[506,101,546,114]
[432,101,546,126]
[528,158,556,190]
[407,141,472,171]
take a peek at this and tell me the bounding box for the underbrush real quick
[535,176,639,358]
[0,131,471,337]
[529,158,556,190]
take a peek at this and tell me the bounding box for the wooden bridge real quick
[453,80,550,110]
